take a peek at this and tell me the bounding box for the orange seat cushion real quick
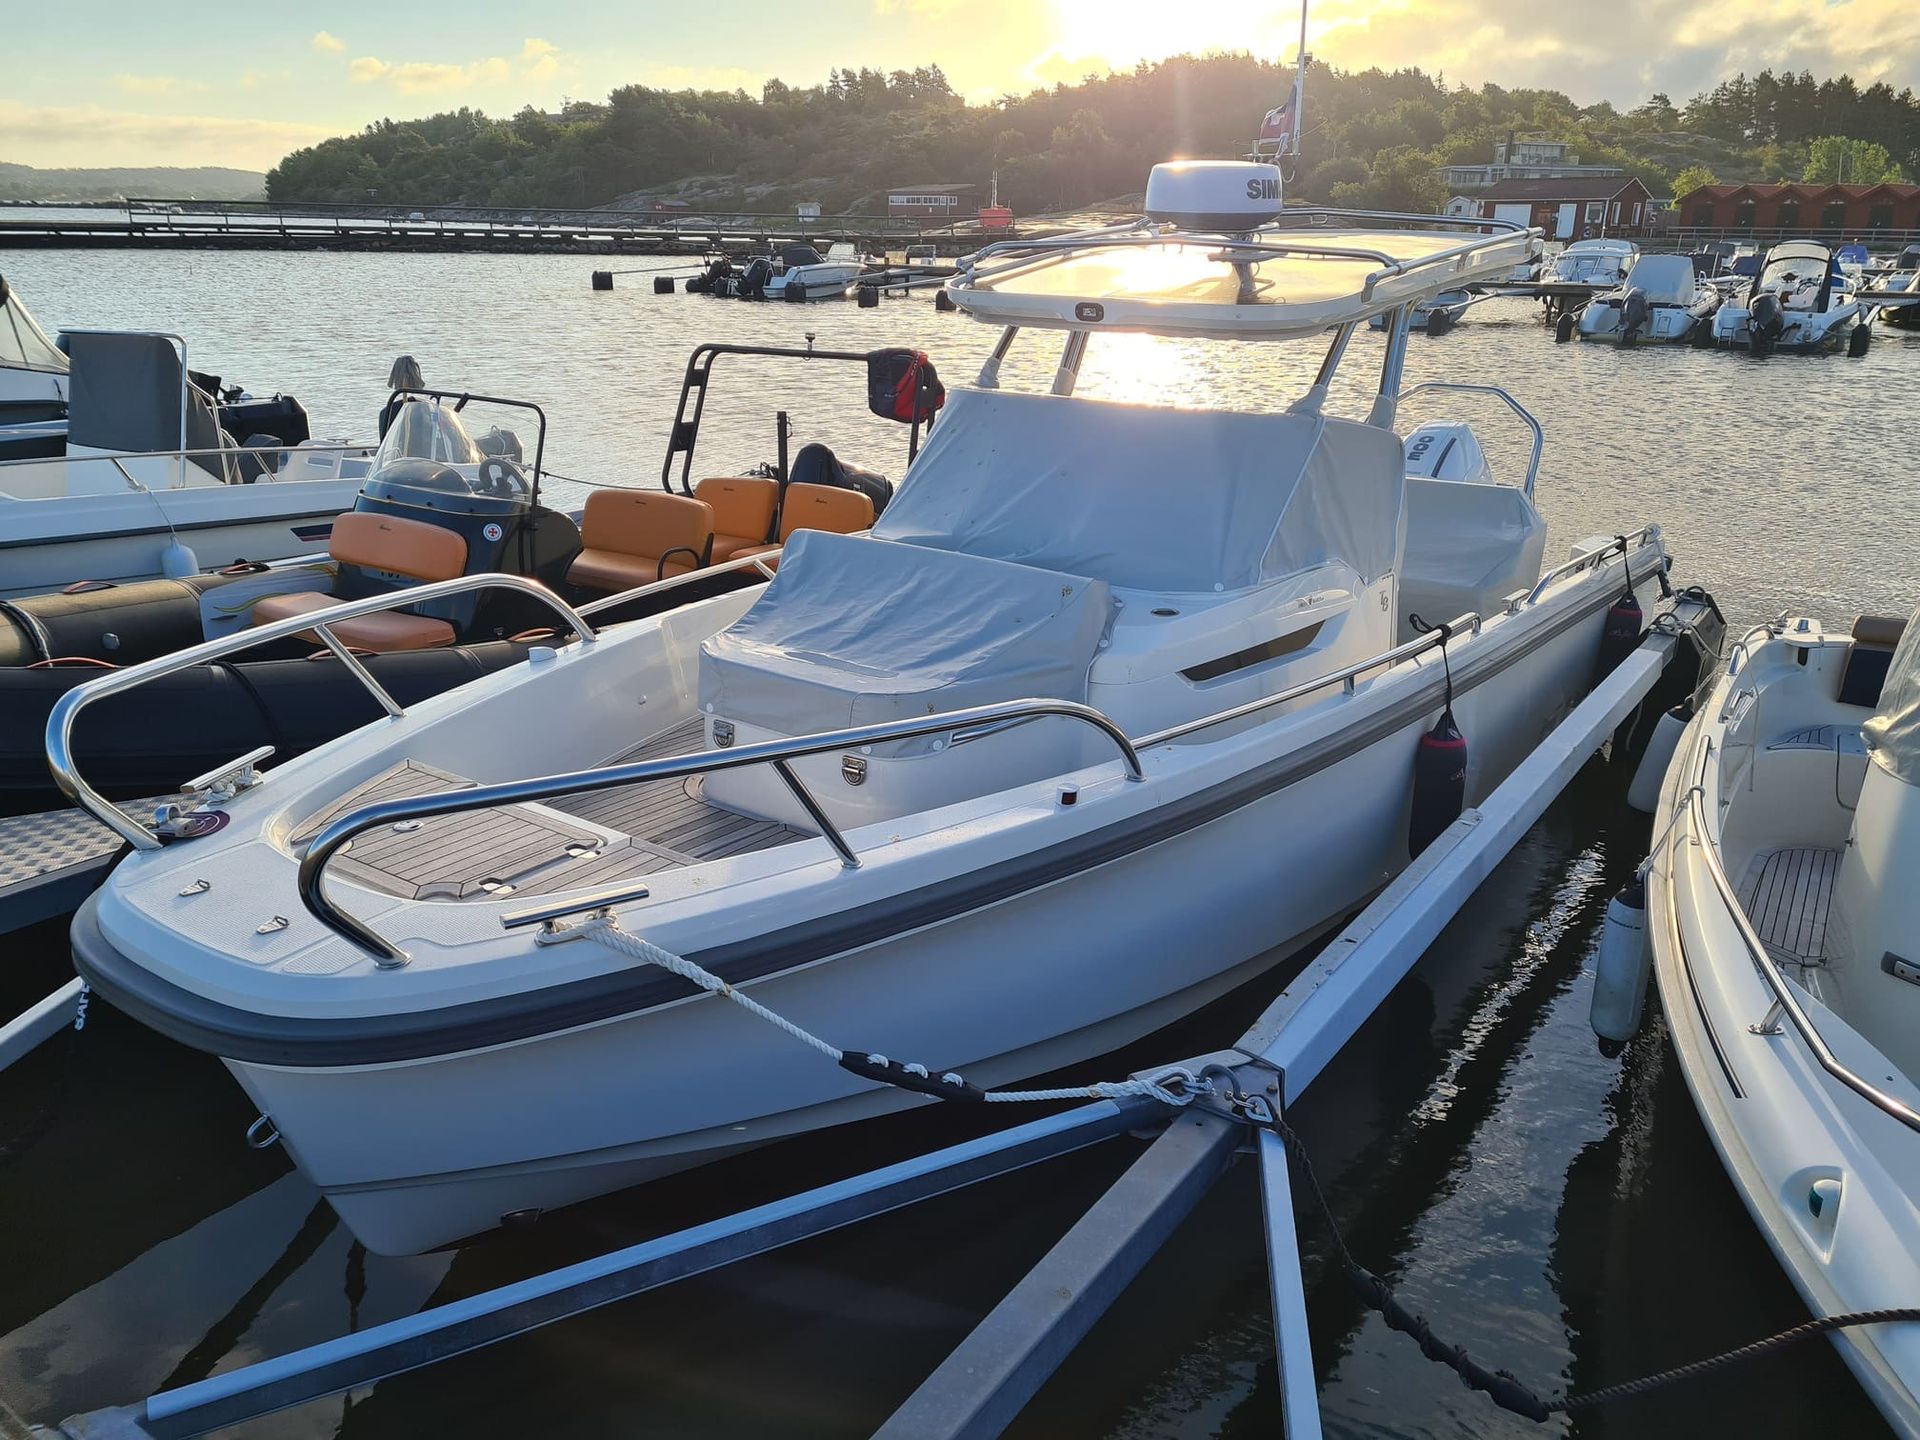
[568,490,713,593]
[695,477,778,561]
[329,510,468,582]
[778,483,875,541]
[248,588,454,652]
[567,549,701,592]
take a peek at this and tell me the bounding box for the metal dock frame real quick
[21,595,1705,1440]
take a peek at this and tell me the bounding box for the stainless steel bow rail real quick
[1675,739,1920,1135]
[1396,380,1544,499]
[299,610,1482,967]
[298,697,1146,967]
[15,591,1711,1440]
[44,573,598,852]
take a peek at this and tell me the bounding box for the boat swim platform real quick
[10,595,1717,1440]
[0,801,159,937]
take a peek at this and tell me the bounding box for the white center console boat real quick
[1648,610,1920,1433]
[59,160,1674,1254]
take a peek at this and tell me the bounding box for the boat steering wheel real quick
[476,456,529,500]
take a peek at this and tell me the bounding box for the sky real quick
[9,0,1920,173]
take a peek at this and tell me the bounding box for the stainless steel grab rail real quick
[45,573,598,851]
[1396,381,1545,499]
[1679,749,1920,1136]
[1525,525,1662,605]
[297,699,1147,965]
[1137,608,1481,748]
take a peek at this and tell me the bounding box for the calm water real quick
[2,248,1917,1438]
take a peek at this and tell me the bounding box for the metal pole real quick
[62,1101,1152,1440]
[1256,1128,1324,1439]
[872,1108,1242,1440]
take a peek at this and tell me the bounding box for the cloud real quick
[310,30,345,54]
[0,100,343,171]
[347,52,530,94]
[112,74,183,96]
[522,37,560,82]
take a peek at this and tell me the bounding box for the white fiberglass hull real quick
[76,544,1665,1254]
[766,262,865,299]
[1710,301,1861,353]
[0,470,365,598]
[1649,638,1920,1436]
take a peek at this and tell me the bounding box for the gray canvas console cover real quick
[699,529,1115,752]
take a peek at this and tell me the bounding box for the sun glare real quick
[1049,0,1301,70]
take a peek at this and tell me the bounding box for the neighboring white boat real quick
[1575,253,1722,345]
[0,273,68,435]
[765,241,869,299]
[0,329,374,599]
[1367,287,1470,333]
[1647,609,1920,1435]
[61,159,1675,1255]
[1710,241,1868,354]
[1546,237,1638,288]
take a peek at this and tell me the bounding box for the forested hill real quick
[264,55,1920,215]
[0,163,265,202]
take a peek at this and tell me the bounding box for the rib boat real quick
[61,160,1675,1254]
[1647,609,1920,1433]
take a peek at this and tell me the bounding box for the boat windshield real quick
[0,277,68,374]
[1553,243,1635,284]
[372,399,484,470]
[1625,254,1695,304]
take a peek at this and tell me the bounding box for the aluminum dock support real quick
[19,598,1705,1439]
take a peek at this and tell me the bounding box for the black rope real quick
[1407,614,1455,710]
[1235,1102,1920,1420]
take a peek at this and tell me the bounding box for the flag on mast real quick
[1258,76,1300,154]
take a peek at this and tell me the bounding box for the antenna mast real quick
[1253,0,1310,179]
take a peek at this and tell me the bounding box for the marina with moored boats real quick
[6,21,1920,1440]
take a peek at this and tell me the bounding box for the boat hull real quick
[79,561,1659,1254]
[0,480,362,599]
[1649,668,1920,1436]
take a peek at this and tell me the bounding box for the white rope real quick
[565,912,843,1062]
[567,914,1200,1109]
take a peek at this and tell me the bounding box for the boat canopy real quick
[0,276,67,375]
[950,225,1537,340]
[1865,609,1920,787]
[1624,254,1696,304]
[66,331,221,458]
[871,386,1404,591]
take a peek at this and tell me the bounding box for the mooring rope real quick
[1225,1093,1920,1419]
[564,913,1198,1108]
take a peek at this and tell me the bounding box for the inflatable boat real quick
[1,348,942,806]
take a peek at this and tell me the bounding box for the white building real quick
[1442,136,1623,193]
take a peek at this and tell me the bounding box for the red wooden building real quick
[1474,175,1654,239]
[1674,183,1920,234]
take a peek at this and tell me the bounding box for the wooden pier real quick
[0,201,1015,257]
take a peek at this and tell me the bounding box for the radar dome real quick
[1144,160,1284,231]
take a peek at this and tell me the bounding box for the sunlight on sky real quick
[6,0,1920,169]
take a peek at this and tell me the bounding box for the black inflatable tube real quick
[0,641,535,807]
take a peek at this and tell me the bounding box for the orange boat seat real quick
[695,476,780,564]
[250,511,468,652]
[567,490,714,593]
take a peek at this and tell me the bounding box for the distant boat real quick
[1575,253,1722,345]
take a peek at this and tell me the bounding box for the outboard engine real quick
[789,441,893,517]
[686,257,733,295]
[217,393,311,451]
[740,257,774,301]
[1619,287,1650,345]
[1748,290,1785,355]
[1403,421,1493,483]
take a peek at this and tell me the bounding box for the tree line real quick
[264,55,1919,215]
